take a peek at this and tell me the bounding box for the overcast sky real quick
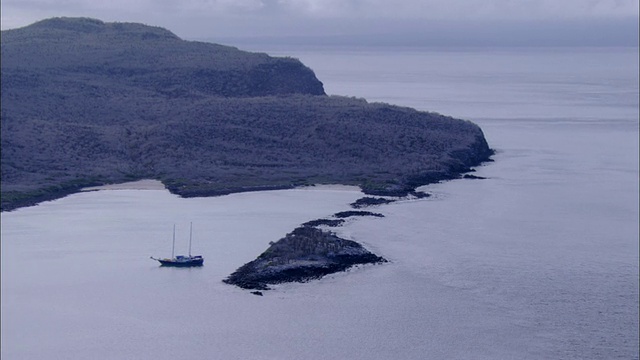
[1,0,638,46]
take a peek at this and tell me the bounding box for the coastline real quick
[0,154,493,213]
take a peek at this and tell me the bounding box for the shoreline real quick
[0,159,493,213]
[84,181,361,193]
[1,144,493,213]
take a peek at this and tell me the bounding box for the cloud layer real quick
[1,0,638,44]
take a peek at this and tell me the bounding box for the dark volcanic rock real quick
[223,226,386,290]
[350,192,430,209]
[333,211,384,218]
[409,191,431,198]
[302,219,346,227]
[350,197,397,208]
[463,174,487,180]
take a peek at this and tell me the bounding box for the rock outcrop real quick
[223,226,387,290]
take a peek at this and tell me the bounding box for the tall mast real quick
[172,224,176,258]
[189,222,193,257]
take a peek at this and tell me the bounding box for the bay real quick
[2,46,638,359]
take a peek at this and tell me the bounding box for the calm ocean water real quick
[2,47,638,359]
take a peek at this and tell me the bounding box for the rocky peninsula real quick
[1,17,493,212]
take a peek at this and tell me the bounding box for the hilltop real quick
[0,17,493,211]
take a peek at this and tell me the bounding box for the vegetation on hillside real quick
[1,17,493,211]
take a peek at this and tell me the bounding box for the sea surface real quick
[2,46,638,360]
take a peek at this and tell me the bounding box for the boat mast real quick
[172,224,176,258]
[189,222,193,257]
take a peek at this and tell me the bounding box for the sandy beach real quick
[81,179,166,191]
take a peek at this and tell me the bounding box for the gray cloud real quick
[271,0,638,19]
[1,0,638,45]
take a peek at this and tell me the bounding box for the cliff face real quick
[1,17,325,98]
[1,17,493,211]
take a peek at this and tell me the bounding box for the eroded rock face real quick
[223,226,386,290]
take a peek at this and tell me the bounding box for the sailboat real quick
[150,222,204,267]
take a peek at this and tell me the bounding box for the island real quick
[1,17,493,212]
[224,221,388,291]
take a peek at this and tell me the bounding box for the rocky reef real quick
[223,225,386,290]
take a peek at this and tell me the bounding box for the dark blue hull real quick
[151,256,204,267]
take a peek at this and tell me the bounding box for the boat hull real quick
[151,256,204,267]
[158,259,204,267]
